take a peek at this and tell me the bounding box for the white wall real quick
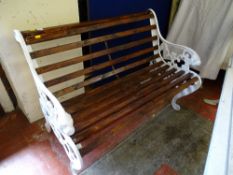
[0,0,81,122]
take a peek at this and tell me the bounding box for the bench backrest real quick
[16,10,161,103]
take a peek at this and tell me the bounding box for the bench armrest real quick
[160,39,201,72]
[148,9,201,73]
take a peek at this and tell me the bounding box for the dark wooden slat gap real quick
[30,25,156,58]
[44,46,158,87]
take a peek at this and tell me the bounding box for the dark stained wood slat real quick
[44,46,158,87]
[79,77,198,156]
[25,12,153,44]
[66,65,171,114]
[72,68,178,129]
[54,54,159,97]
[62,61,164,107]
[22,11,152,38]
[30,25,156,59]
[73,69,181,129]
[73,72,193,143]
[36,36,157,74]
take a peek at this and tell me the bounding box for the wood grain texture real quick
[61,61,164,108]
[30,25,156,59]
[73,69,180,131]
[22,11,152,37]
[79,77,197,156]
[24,11,153,44]
[36,36,157,74]
[53,54,159,97]
[44,46,158,87]
[73,72,193,143]
[65,64,170,114]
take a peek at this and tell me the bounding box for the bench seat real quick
[61,61,198,158]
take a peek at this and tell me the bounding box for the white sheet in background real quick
[167,0,233,80]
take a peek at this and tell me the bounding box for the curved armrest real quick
[160,39,201,72]
[148,8,201,72]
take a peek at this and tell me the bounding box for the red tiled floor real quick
[0,141,70,175]
[0,110,71,175]
[154,164,178,175]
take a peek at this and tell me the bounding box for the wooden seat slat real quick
[61,61,164,107]
[72,68,180,131]
[65,64,171,114]
[53,54,159,97]
[78,77,198,156]
[30,25,156,59]
[73,73,193,143]
[73,69,183,126]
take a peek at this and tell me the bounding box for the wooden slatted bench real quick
[15,9,202,174]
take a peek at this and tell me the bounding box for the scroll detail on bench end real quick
[160,43,202,111]
[148,8,202,111]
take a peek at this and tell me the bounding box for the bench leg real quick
[171,77,202,110]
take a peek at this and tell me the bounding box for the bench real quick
[15,9,202,174]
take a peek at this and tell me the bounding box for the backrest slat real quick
[23,11,153,44]
[18,10,161,102]
[36,36,157,74]
[54,54,160,97]
[44,46,158,87]
[22,11,150,37]
[30,25,156,59]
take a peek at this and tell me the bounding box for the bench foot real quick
[171,74,202,111]
[171,99,181,111]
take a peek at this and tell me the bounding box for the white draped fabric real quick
[167,0,233,80]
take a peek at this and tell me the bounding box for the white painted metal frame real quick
[149,9,202,110]
[14,9,202,174]
[14,30,83,174]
